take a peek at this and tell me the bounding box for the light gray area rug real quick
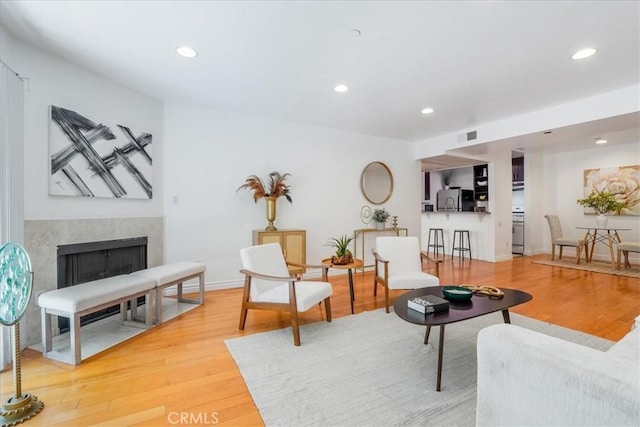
[225,309,613,427]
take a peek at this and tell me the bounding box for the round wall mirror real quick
[360,161,394,205]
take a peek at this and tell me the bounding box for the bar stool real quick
[452,230,472,260]
[427,228,445,259]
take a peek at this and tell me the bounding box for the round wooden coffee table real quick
[321,258,364,314]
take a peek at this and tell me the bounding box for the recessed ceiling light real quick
[346,29,362,37]
[334,84,349,93]
[571,48,597,60]
[543,131,552,134]
[595,138,608,144]
[176,46,197,58]
[421,108,435,115]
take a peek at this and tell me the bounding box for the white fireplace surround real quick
[23,217,163,347]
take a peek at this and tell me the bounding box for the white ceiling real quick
[1,1,639,156]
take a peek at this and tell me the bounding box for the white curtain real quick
[0,61,25,369]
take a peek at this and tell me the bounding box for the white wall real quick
[0,28,164,220]
[163,102,420,287]
[539,141,640,261]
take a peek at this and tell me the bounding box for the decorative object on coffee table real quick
[0,243,44,426]
[441,286,474,301]
[459,284,504,298]
[237,171,292,231]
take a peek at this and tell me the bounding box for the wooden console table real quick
[353,227,408,271]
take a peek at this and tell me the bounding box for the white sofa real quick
[476,316,640,426]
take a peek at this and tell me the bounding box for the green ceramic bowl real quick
[442,286,473,302]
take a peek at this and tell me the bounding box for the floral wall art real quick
[49,105,153,199]
[583,165,640,216]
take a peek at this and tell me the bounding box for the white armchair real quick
[239,243,332,346]
[372,236,441,313]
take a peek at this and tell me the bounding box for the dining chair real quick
[616,241,640,269]
[239,243,332,346]
[544,214,588,264]
[372,236,441,313]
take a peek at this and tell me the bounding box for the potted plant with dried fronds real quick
[325,235,355,265]
[237,171,293,203]
[237,171,292,230]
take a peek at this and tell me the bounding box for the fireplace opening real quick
[57,237,148,333]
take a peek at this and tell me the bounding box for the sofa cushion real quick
[607,327,639,362]
[130,261,205,286]
[38,274,155,313]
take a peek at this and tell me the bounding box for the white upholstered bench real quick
[130,261,205,324]
[617,241,640,269]
[38,274,156,365]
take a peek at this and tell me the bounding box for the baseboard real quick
[164,269,362,296]
[538,250,639,264]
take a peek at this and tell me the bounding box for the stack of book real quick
[407,294,449,314]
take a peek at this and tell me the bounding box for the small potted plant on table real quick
[577,190,625,228]
[325,235,355,265]
[372,208,390,230]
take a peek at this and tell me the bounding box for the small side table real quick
[321,258,364,314]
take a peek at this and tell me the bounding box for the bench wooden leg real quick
[145,292,152,328]
[71,313,81,365]
[155,287,164,325]
[41,307,52,354]
[176,273,206,305]
[198,273,205,304]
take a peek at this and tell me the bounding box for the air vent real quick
[457,130,478,143]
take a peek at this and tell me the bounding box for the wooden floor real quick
[2,254,639,426]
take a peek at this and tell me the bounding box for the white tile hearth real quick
[30,297,199,362]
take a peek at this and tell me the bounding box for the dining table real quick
[576,226,631,268]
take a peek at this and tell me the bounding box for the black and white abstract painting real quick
[49,105,153,199]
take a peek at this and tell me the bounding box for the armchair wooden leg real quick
[290,308,301,346]
[324,297,332,322]
[288,283,301,346]
[373,278,378,296]
[239,276,251,330]
[384,286,390,313]
[239,303,248,330]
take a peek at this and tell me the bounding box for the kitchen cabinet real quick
[473,164,489,201]
[512,157,524,184]
[253,229,306,274]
